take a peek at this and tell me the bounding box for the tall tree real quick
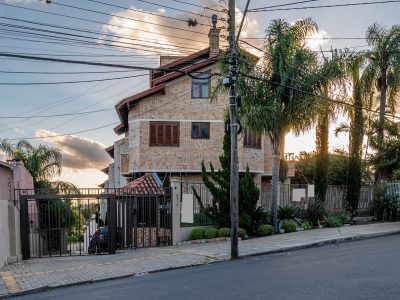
[0,139,77,192]
[193,132,263,235]
[236,18,321,230]
[313,53,346,201]
[341,52,368,219]
[365,23,400,181]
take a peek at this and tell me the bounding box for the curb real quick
[1,229,399,299]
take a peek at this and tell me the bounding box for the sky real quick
[0,0,399,187]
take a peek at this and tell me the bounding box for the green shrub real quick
[218,227,231,237]
[372,186,399,221]
[323,214,343,228]
[190,228,205,240]
[304,197,326,226]
[282,220,297,233]
[278,205,299,221]
[204,228,218,239]
[338,212,348,224]
[257,224,274,236]
[301,221,313,230]
[238,228,246,238]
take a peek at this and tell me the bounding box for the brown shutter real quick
[165,124,172,145]
[172,124,179,145]
[157,124,164,145]
[150,123,157,146]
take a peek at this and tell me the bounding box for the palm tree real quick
[365,23,400,181]
[0,139,77,192]
[236,18,321,230]
[313,53,346,201]
[342,52,368,219]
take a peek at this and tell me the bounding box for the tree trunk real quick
[375,67,387,182]
[271,135,282,232]
[346,83,364,220]
[314,105,329,202]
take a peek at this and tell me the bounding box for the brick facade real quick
[123,63,273,177]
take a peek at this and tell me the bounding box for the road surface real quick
[14,234,400,300]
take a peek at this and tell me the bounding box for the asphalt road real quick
[14,235,400,300]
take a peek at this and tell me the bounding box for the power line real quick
[249,0,400,12]
[49,1,209,36]
[129,0,216,18]
[0,70,142,75]
[0,73,148,85]
[0,108,114,119]
[0,52,220,78]
[3,76,219,140]
[84,0,211,27]
[0,2,209,45]
[0,24,198,55]
[170,0,224,12]
[239,72,400,121]
[0,16,207,52]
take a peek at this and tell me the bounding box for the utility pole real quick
[227,0,239,259]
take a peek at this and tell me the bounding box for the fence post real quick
[170,178,182,246]
[20,196,30,260]
[107,195,117,254]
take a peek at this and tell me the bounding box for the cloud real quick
[35,129,112,170]
[306,29,331,51]
[14,127,24,134]
[101,0,260,56]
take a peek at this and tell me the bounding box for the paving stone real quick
[0,222,399,298]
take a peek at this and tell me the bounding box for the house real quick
[103,21,294,193]
[0,160,34,268]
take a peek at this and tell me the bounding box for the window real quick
[243,129,261,149]
[192,122,210,139]
[149,122,179,146]
[192,71,210,99]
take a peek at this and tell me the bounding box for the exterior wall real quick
[0,162,33,268]
[0,167,12,269]
[126,64,273,175]
[159,56,185,66]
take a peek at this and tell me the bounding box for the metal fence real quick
[260,184,374,215]
[181,182,214,226]
[16,188,172,259]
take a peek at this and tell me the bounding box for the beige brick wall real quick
[126,64,273,175]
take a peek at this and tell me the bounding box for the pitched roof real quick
[114,47,219,135]
[120,173,165,195]
[114,84,165,134]
[105,145,114,159]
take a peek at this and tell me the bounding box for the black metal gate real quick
[16,188,172,259]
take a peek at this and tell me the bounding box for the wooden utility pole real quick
[228,0,239,259]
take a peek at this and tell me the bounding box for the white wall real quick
[0,200,10,269]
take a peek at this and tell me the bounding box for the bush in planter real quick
[278,205,300,221]
[257,224,274,236]
[218,227,231,237]
[282,220,297,233]
[304,197,326,226]
[301,221,313,230]
[323,214,344,228]
[238,228,246,238]
[204,228,218,239]
[190,228,205,240]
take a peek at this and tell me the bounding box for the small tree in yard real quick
[193,132,263,235]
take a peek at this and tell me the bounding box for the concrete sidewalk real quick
[1,222,399,298]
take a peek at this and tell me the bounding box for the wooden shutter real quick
[149,122,179,146]
[150,123,157,146]
[165,124,172,145]
[172,124,179,145]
